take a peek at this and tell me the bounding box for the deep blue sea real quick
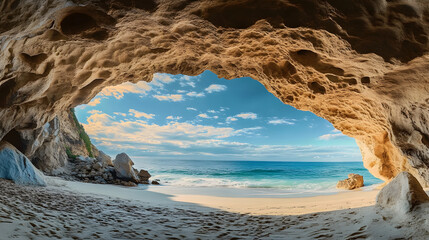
[133,159,382,197]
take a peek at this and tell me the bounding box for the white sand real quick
[0,177,425,239]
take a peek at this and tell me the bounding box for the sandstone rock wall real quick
[1,0,429,184]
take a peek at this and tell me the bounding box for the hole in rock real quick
[2,128,27,153]
[61,13,97,35]
[75,71,382,197]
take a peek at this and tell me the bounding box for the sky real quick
[75,70,362,162]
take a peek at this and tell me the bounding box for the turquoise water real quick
[133,159,382,194]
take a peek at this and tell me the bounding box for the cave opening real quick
[73,70,382,195]
[2,128,27,154]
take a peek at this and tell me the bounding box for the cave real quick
[2,0,429,238]
[2,128,27,154]
[0,0,429,186]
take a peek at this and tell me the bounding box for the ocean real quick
[133,159,383,198]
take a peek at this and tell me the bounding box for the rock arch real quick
[1,0,429,185]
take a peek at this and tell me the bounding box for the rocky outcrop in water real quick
[336,173,364,190]
[1,0,429,185]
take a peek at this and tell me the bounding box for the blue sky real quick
[75,70,361,161]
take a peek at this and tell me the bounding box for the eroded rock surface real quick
[1,0,429,184]
[336,173,364,190]
[376,171,429,215]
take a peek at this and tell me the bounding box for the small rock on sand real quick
[336,173,364,190]
[138,169,151,181]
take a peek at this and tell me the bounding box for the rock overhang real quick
[0,0,429,185]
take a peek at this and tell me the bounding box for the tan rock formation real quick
[1,0,429,184]
[336,173,364,190]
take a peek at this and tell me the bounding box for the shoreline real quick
[50,177,380,216]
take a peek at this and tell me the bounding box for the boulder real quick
[77,155,94,162]
[376,171,429,214]
[92,162,102,171]
[152,180,160,185]
[138,169,151,182]
[336,173,364,190]
[0,141,46,186]
[97,151,113,167]
[113,153,139,183]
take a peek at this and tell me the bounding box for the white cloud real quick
[318,129,347,140]
[207,110,218,113]
[180,75,191,81]
[226,117,238,122]
[151,73,174,87]
[186,107,197,111]
[166,116,182,120]
[186,91,205,97]
[129,109,155,119]
[83,111,361,162]
[179,75,197,88]
[198,113,210,119]
[88,110,102,114]
[205,84,227,93]
[154,94,184,102]
[87,98,101,107]
[114,112,127,117]
[83,113,239,147]
[268,119,295,125]
[235,112,257,119]
[100,81,151,99]
[234,127,263,136]
[318,133,345,140]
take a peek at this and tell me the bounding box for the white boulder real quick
[0,141,46,186]
[114,153,138,182]
[376,171,429,215]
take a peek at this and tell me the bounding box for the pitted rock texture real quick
[1,0,429,185]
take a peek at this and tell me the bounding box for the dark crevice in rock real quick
[19,53,48,69]
[308,81,326,94]
[61,12,97,35]
[0,78,16,108]
[2,129,27,154]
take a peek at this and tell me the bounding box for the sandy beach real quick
[1,177,424,239]
[172,190,379,216]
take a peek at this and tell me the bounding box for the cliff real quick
[1,108,99,173]
[1,0,429,185]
